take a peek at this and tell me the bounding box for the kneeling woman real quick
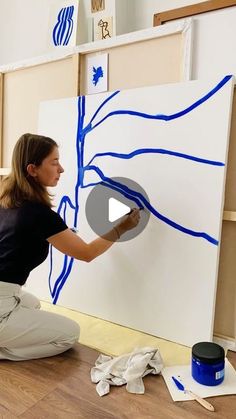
[0,133,140,361]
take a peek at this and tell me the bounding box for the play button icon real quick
[108,198,131,222]
[85,176,150,242]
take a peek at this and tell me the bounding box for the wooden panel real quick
[214,221,236,338]
[224,89,236,211]
[80,33,183,94]
[2,55,79,167]
[91,0,105,13]
[154,0,236,26]
[0,73,3,166]
[224,211,236,222]
[0,343,235,418]
[214,88,236,338]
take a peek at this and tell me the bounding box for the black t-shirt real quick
[0,201,68,285]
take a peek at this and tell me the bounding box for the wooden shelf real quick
[0,167,10,175]
[223,210,236,221]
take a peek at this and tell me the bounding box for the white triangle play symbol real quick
[108,198,130,222]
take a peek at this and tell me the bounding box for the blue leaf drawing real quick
[92,66,104,86]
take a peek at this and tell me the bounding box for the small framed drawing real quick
[94,16,113,41]
[49,0,79,47]
[86,53,108,94]
[91,0,105,13]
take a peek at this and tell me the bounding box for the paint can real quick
[191,342,225,386]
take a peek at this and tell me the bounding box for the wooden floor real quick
[0,343,235,418]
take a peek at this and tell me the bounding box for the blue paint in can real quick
[192,342,225,386]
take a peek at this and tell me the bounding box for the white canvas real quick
[87,53,108,94]
[26,76,234,347]
[48,1,79,48]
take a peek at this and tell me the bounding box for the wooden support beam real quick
[0,73,3,167]
[223,210,236,222]
[154,0,236,26]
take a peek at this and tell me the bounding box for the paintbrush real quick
[172,376,215,412]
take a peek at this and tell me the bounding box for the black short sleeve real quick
[32,204,68,239]
[0,201,68,285]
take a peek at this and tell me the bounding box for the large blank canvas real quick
[26,76,234,347]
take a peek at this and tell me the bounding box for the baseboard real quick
[213,335,236,352]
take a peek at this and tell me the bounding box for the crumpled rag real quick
[91,346,164,396]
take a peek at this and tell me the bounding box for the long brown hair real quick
[0,133,58,208]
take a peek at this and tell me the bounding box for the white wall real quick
[1,0,236,80]
[131,0,206,30]
[0,0,206,66]
[0,0,49,65]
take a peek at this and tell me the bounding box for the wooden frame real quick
[0,20,192,167]
[79,20,193,93]
[154,0,236,26]
[0,73,3,166]
[0,54,79,167]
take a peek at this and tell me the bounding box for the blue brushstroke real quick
[92,66,104,86]
[87,148,225,167]
[50,95,85,303]
[82,165,218,246]
[49,75,233,304]
[87,75,232,132]
[52,6,74,46]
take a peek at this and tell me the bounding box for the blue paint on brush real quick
[172,376,185,391]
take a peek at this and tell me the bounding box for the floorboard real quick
[0,343,235,418]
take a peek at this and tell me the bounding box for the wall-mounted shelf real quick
[0,167,10,175]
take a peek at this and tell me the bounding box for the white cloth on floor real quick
[91,347,164,396]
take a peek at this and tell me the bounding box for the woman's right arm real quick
[47,208,140,262]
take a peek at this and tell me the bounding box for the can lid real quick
[192,342,225,364]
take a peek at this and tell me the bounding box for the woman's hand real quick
[114,208,141,238]
[47,208,142,262]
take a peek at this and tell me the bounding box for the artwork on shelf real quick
[48,1,80,47]
[94,16,113,40]
[27,76,234,347]
[91,0,129,40]
[91,0,105,13]
[86,53,108,94]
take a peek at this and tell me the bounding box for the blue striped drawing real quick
[52,5,75,46]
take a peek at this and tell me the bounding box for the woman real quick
[0,133,140,361]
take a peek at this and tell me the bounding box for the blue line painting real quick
[48,75,233,303]
[92,66,104,86]
[52,5,74,46]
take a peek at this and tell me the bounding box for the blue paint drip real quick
[48,75,232,302]
[92,66,104,86]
